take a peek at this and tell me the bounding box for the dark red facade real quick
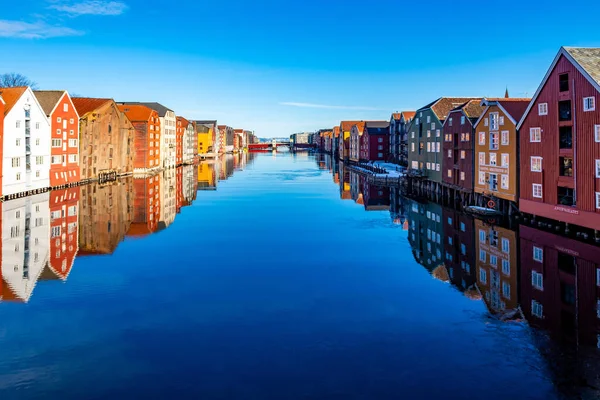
[361,181,390,211]
[442,207,477,293]
[360,129,389,162]
[519,49,600,230]
[520,225,600,346]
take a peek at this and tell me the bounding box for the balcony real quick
[25,127,31,137]
[559,157,573,177]
[558,186,576,207]
[559,126,572,149]
[559,100,572,122]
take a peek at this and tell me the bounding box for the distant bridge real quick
[248,140,315,151]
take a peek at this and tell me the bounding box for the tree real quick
[0,73,38,90]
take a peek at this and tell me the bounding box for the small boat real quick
[464,205,502,217]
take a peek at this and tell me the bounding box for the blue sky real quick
[2,0,600,137]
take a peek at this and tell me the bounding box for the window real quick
[447,169,452,178]
[436,163,440,172]
[35,156,43,165]
[16,120,21,128]
[411,132,415,139]
[559,100,572,121]
[460,171,465,181]
[51,226,61,238]
[584,96,596,112]
[489,173,498,191]
[57,117,62,123]
[70,118,74,124]
[11,157,20,168]
[478,172,485,185]
[531,157,542,172]
[427,130,431,138]
[461,116,465,125]
[478,152,485,165]
[597,192,600,209]
[478,132,485,145]
[377,145,383,150]
[447,149,452,158]
[502,259,510,275]
[16,138,21,146]
[530,127,541,142]
[479,268,487,284]
[69,139,78,147]
[35,122,40,129]
[427,142,431,152]
[411,143,415,152]
[465,133,470,141]
[479,249,486,262]
[56,129,61,135]
[560,157,573,177]
[448,236,453,245]
[51,155,62,164]
[436,129,440,137]
[426,162,431,170]
[490,132,499,150]
[427,116,431,123]
[460,150,465,159]
[533,246,543,262]
[490,112,499,130]
[532,270,543,290]
[436,142,440,153]
[484,118,488,126]
[411,161,418,169]
[449,118,453,126]
[35,170,40,177]
[431,122,435,130]
[501,153,509,167]
[377,152,383,158]
[532,184,543,198]
[595,125,600,143]
[460,222,465,232]
[63,103,68,112]
[489,153,497,166]
[68,154,78,163]
[502,282,511,299]
[559,73,569,92]
[558,186,576,206]
[490,255,497,266]
[52,139,62,147]
[501,131,509,145]
[538,103,548,115]
[501,174,508,189]
[36,138,40,146]
[532,300,543,318]
[377,137,383,143]
[559,126,572,149]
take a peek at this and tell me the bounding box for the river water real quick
[0,151,598,399]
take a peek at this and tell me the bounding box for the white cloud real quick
[49,1,128,16]
[280,102,381,111]
[0,20,83,39]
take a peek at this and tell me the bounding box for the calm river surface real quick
[0,152,598,399]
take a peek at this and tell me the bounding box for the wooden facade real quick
[176,117,185,165]
[519,224,600,346]
[195,121,217,155]
[339,121,361,160]
[361,121,389,162]
[73,98,134,181]
[349,122,366,162]
[474,219,519,317]
[441,100,483,193]
[118,105,161,172]
[390,111,415,166]
[474,99,530,204]
[361,181,390,211]
[518,47,600,231]
[34,91,80,187]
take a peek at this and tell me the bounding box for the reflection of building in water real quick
[389,188,408,228]
[198,162,217,190]
[338,162,351,200]
[217,154,235,181]
[316,153,327,170]
[79,179,133,254]
[475,219,519,318]
[1,193,50,302]
[442,207,478,297]
[48,188,79,280]
[520,225,600,346]
[159,169,176,230]
[182,165,197,205]
[407,199,444,274]
[127,175,160,238]
[176,166,183,214]
[361,179,390,211]
[349,171,363,204]
[332,160,339,184]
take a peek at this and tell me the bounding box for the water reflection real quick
[0,154,255,304]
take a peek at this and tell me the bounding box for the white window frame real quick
[478,132,485,145]
[532,184,543,199]
[501,174,509,189]
[447,169,452,178]
[490,132,499,150]
[532,270,543,291]
[479,268,487,284]
[502,259,510,276]
[460,150,465,159]
[596,160,600,178]
[490,112,499,131]
[436,163,440,172]
[532,300,543,318]
[596,192,600,209]
[489,153,497,166]
[447,149,452,158]
[584,96,596,112]
[595,125,600,142]
[478,172,485,185]
[460,171,465,181]
[538,103,548,116]
[479,229,486,243]
[502,281,511,300]
[501,153,509,167]
[533,246,543,262]
[531,157,542,172]
[501,131,509,145]
[461,116,465,125]
[530,127,541,142]
[501,238,510,254]
[478,152,485,166]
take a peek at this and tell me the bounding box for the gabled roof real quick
[0,86,28,115]
[365,121,390,134]
[117,104,155,122]
[333,126,340,136]
[340,120,363,132]
[351,121,366,133]
[444,99,484,126]
[418,97,480,122]
[195,120,217,125]
[517,47,600,129]
[33,90,66,116]
[72,97,113,116]
[476,98,531,127]
[177,116,190,128]
[119,102,173,117]
[401,111,416,121]
[391,112,402,120]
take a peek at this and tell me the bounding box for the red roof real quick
[177,116,190,128]
[118,104,155,122]
[72,97,113,116]
[0,86,27,115]
[340,120,363,132]
[402,111,416,121]
[484,98,532,123]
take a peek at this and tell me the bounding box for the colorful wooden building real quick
[473,98,530,211]
[118,104,161,173]
[73,98,135,181]
[195,120,217,156]
[127,175,161,237]
[49,187,79,280]
[441,99,484,197]
[361,181,390,211]
[517,47,600,232]
[361,121,390,162]
[197,162,216,190]
[349,122,366,162]
[520,224,600,346]
[474,220,519,318]
[390,111,415,166]
[176,116,185,166]
[34,90,80,187]
[339,121,362,160]
[218,125,234,153]
[408,98,475,189]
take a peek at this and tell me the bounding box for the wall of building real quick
[407,109,443,182]
[442,109,475,192]
[49,93,80,187]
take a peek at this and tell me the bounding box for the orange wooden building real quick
[118,104,161,173]
[34,91,80,187]
[0,95,4,193]
[176,116,186,166]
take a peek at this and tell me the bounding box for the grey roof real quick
[118,102,173,117]
[564,47,600,86]
[365,120,390,134]
[194,120,217,125]
[33,90,66,116]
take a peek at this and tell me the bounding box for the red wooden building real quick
[49,188,79,280]
[0,95,4,193]
[360,121,389,162]
[520,224,600,346]
[518,47,600,232]
[118,105,161,172]
[34,91,79,186]
[176,116,186,166]
[441,99,484,193]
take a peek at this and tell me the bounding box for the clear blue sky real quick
[2,0,600,137]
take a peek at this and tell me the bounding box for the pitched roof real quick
[391,112,402,120]
[340,120,363,132]
[352,121,366,133]
[177,116,190,128]
[72,97,113,116]
[564,47,600,86]
[119,102,173,117]
[333,126,340,136]
[33,90,66,116]
[0,86,27,115]
[117,104,155,122]
[418,97,480,122]
[194,120,217,125]
[479,98,531,126]
[447,99,485,124]
[401,111,416,121]
[365,121,390,132]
